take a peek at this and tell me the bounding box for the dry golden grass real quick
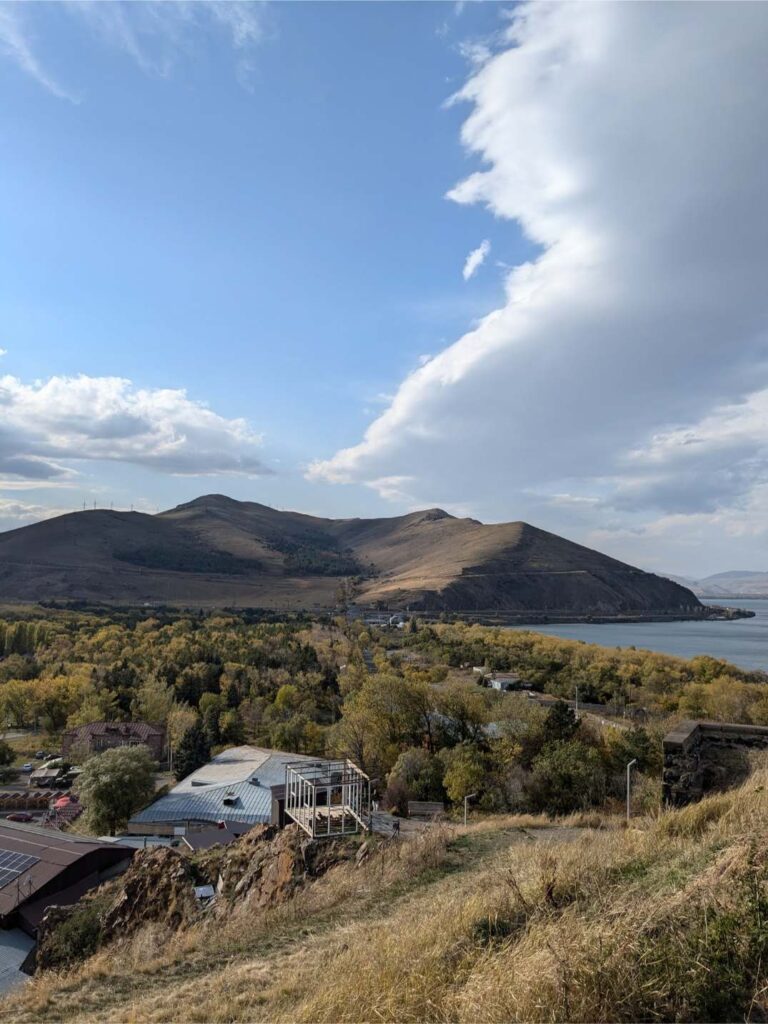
[4,776,768,1023]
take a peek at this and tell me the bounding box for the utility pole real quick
[464,792,477,827]
[626,758,638,821]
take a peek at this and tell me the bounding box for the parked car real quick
[20,763,33,773]
[6,812,33,822]
[34,750,49,759]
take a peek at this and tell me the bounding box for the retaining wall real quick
[662,720,768,806]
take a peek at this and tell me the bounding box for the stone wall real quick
[662,720,768,806]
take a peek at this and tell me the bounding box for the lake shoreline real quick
[495,599,768,672]
[414,605,754,627]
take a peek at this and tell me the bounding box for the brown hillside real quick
[0,494,700,615]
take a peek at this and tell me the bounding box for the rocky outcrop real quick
[32,827,358,976]
[210,824,355,910]
[102,847,199,935]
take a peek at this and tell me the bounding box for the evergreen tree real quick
[202,703,221,747]
[173,721,210,781]
[542,700,579,746]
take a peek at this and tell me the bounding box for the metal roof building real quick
[127,746,326,835]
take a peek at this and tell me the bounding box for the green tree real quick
[605,725,661,775]
[541,700,579,745]
[440,743,486,804]
[174,721,211,781]
[526,740,606,815]
[75,745,156,836]
[0,738,15,783]
[274,684,300,714]
[167,702,198,752]
[202,703,221,747]
[133,674,174,726]
[219,708,245,745]
[387,746,444,802]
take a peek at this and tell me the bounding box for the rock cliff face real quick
[102,846,199,935]
[208,824,355,909]
[0,494,701,617]
[34,825,356,972]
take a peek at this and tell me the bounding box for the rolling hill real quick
[0,494,702,616]
[669,571,768,599]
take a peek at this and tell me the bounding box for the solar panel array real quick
[0,848,39,890]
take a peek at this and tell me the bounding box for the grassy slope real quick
[4,779,768,1023]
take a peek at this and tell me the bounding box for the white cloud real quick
[311,2,768,574]
[458,40,493,69]
[0,4,79,101]
[0,1,267,98]
[462,239,491,280]
[0,374,270,482]
[0,499,72,527]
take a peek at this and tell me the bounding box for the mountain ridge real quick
[665,569,768,599]
[0,494,702,615]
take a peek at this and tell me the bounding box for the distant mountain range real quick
[0,494,702,616]
[666,571,768,599]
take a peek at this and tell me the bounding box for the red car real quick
[6,812,33,822]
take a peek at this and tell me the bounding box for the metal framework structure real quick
[284,759,370,839]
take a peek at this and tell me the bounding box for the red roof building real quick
[62,721,166,762]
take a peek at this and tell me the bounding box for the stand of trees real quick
[0,607,762,823]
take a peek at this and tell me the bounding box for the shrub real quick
[387,747,444,804]
[39,896,109,969]
[526,739,606,815]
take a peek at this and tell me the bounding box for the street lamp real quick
[626,758,638,821]
[464,792,477,827]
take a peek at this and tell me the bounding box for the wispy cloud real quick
[0,4,79,101]
[462,238,490,280]
[0,1,268,99]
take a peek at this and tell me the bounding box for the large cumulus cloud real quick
[310,2,768,570]
[0,374,269,483]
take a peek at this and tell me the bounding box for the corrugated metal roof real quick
[130,746,325,830]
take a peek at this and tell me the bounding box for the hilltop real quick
[0,494,700,616]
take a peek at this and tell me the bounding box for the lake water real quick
[511,600,768,672]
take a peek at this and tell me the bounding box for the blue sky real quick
[1,1,525,514]
[2,2,768,577]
